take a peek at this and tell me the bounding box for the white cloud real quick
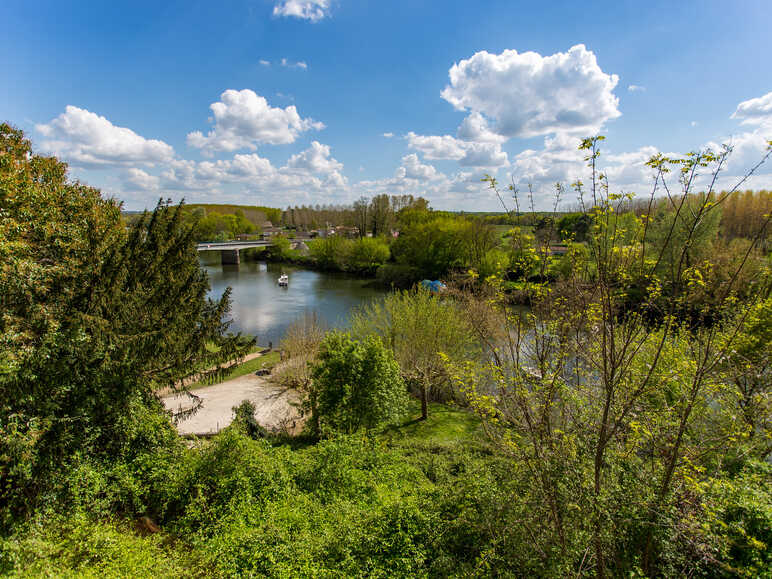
[259,59,271,67]
[732,91,772,128]
[441,44,620,139]
[396,153,439,181]
[509,133,660,207]
[186,89,324,153]
[280,58,308,70]
[691,121,698,127]
[36,106,174,167]
[382,132,394,138]
[272,0,330,22]
[285,141,343,174]
[627,84,646,92]
[126,167,161,190]
[406,132,465,160]
[122,140,350,206]
[406,131,508,168]
[457,112,506,144]
[458,142,508,168]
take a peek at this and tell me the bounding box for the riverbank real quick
[162,372,303,437]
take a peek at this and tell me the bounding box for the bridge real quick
[197,239,309,265]
[197,240,270,265]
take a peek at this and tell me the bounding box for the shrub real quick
[310,332,408,435]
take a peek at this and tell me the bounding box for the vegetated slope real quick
[187,204,282,226]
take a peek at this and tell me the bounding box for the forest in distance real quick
[2,123,772,577]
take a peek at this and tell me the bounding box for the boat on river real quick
[278,273,289,286]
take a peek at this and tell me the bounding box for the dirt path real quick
[162,373,303,436]
[155,350,269,397]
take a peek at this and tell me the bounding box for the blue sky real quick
[2,0,771,210]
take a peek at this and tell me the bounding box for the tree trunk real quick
[420,384,428,421]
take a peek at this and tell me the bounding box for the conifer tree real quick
[0,124,252,520]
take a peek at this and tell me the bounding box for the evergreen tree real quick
[0,124,252,522]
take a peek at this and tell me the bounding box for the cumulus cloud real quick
[457,112,506,144]
[441,44,620,139]
[509,133,661,207]
[126,167,161,190]
[187,89,324,153]
[507,89,772,208]
[285,141,343,174]
[396,153,439,181]
[36,106,175,167]
[732,91,772,128]
[122,140,349,207]
[272,0,330,22]
[406,132,465,160]
[406,131,508,168]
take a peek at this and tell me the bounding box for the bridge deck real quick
[196,241,270,251]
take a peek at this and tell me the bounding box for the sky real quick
[2,0,771,211]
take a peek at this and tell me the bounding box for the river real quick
[201,256,386,345]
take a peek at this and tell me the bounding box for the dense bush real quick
[307,235,390,274]
[310,332,408,435]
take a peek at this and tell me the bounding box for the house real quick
[261,226,284,239]
[333,226,360,238]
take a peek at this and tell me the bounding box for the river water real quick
[201,256,386,345]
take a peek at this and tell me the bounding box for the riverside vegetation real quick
[1,123,771,577]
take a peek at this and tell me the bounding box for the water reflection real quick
[201,257,385,345]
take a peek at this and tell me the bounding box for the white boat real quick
[278,273,289,286]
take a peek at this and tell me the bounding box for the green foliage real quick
[231,400,268,440]
[506,226,540,280]
[556,212,593,242]
[0,514,207,578]
[351,287,479,418]
[267,233,292,260]
[391,217,473,279]
[347,236,390,274]
[308,235,349,270]
[193,210,256,241]
[310,332,408,434]
[0,124,251,524]
[307,235,390,274]
[186,203,281,227]
[375,263,422,288]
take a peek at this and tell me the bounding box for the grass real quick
[384,400,485,447]
[223,350,281,380]
[186,349,282,390]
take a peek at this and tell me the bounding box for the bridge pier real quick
[221,249,240,265]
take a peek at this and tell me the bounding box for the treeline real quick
[619,189,771,245]
[190,208,257,241]
[186,203,282,225]
[281,194,433,235]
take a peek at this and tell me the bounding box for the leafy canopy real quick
[310,332,408,434]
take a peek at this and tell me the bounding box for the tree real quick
[452,137,772,576]
[309,332,407,435]
[390,217,473,279]
[0,124,252,522]
[268,234,292,260]
[351,287,478,420]
[369,194,394,236]
[347,237,390,274]
[353,196,369,238]
[308,235,349,270]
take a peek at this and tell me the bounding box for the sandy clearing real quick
[162,373,303,436]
